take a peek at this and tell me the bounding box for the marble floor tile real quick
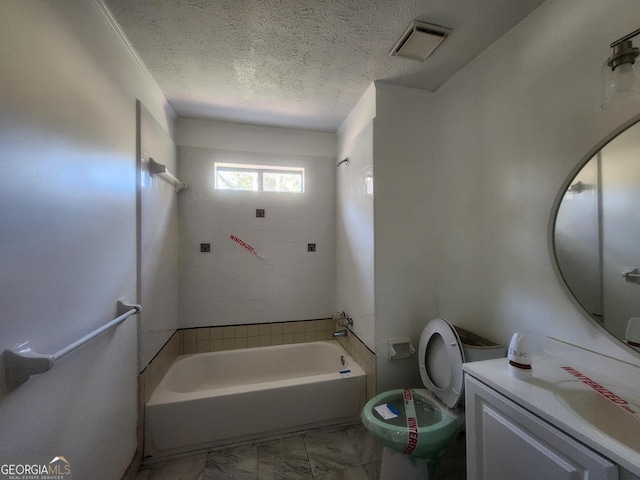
[135,469,151,480]
[303,430,361,477]
[344,425,383,465]
[135,424,400,480]
[139,454,207,480]
[313,466,370,480]
[257,436,313,479]
[202,444,257,480]
[361,462,381,480]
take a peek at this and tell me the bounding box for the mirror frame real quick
[548,112,640,357]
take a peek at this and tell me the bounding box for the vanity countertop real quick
[463,340,640,476]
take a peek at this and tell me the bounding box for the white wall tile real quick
[139,105,180,371]
[176,130,337,328]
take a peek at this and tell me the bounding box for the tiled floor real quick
[135,424,383,480]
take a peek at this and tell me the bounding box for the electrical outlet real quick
[200,243,211,253]
[308,243,316,252]
[256,209,265,218]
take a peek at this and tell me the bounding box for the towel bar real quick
[2,300,140,392]
[149,157,187,192]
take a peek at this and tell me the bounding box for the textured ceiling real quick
[104,0,546,132]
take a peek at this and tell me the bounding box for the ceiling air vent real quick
[389,21,452,62]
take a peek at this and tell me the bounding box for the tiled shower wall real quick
[177,144,336,329]
[138,103,180,371]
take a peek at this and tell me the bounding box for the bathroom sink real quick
[552,376,640,452]
[463,344,640,477]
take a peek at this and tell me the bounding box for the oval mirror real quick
[552,118,640,351]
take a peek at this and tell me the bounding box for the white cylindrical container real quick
[507,333,532,380]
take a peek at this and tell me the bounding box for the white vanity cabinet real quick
[465,374,618,480]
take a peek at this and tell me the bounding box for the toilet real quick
[361,317,504,479]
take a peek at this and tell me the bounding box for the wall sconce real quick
[602,28,640,108]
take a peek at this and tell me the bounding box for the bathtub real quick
[145,340,367,456]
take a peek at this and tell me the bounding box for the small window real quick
[215,163,304,192]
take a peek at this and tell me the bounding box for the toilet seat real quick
[418,317,465,409]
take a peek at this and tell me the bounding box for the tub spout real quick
[333,330,348,338]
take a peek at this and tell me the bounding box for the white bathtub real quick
[145,340,367,456]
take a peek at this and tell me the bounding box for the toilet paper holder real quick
[388,338,416,360]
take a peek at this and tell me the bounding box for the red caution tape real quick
[402,388,419,455]
[561,366,640,418]
[230,234,266,259]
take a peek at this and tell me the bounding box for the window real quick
[214,163,304,192]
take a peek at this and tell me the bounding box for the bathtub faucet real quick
[333,330,348,338]
[334,311,353,327]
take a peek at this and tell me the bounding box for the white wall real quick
[337,0,640,393]
[0,1,174,478]
[177,118,336,157]
[336,85,376,351]
[433,0,640,364]
[336,83,440,391]
[139,103,179,370]
[373,84,439,391]
[176,119,337,328]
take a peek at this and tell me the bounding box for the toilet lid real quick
[418,317,465,409]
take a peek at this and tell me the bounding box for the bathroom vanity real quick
[463,340,640,480]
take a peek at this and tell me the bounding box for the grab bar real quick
[2,300,140,392]
[622,268,640,280]
[52,301,140,361]
[148,157,187,192]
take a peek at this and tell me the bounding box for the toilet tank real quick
[454,326,505,362]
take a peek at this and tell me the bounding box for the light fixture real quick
[389,21,452,62]
[602,28,640,109]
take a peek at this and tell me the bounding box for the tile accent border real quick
[141,333,180,404]
[335,330,376,401]
[179,318,336,355]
